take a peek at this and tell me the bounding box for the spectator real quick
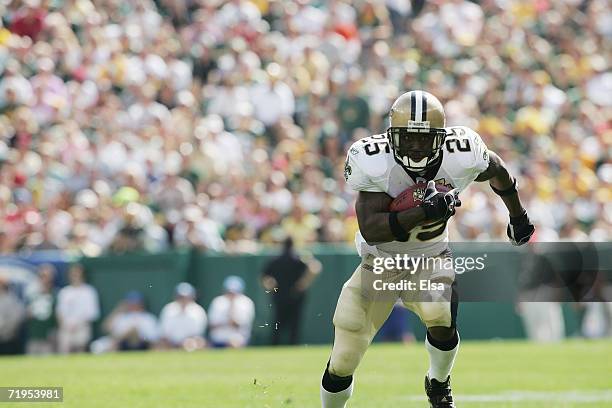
[336,72,370,143]
[26,263,57,354]
[92,291,158,353]
[8,0,46,42]
[0,0,607,255]
[439,0,484,48]
[152,174,196,217]
[0,60,34,109]
[516,249,565,342]
[158,282,207,350]
[250,63,295,129]
[0,276,26,355]
[208,276,255,348]
[262,237,321,345]
[386,0,424,34]
[517,302,565,343]
[581,302,612,338]
[281,203,320,247]
[55,264,100,353]
[173,204,225,252]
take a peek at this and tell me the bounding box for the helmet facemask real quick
[387,122,446,172]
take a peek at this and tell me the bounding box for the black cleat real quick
[425,375,456,407]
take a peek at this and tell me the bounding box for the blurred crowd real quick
[0,262,255,354]
[0,0,610,256]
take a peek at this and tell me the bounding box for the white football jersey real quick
[344,126,490,257]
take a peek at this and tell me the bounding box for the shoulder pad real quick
[347,135,392,179]
[443,126,489,173]
[344,135,393,192]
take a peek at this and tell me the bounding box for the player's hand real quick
[262,276,278,291]
[421,181,461,222]
[507,210,535,246]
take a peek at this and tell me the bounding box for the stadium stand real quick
[0,0,608,257]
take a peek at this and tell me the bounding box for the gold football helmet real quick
[387,90,447,171]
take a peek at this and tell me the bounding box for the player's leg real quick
[321,257,396,408]
[322,287,395,407]
[423,287,459,381]
[405,261,458,407]
[405,295,458,408]
[425,313,459,402]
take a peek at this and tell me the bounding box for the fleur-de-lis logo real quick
[413,188,425,202]
[344,161,352,181]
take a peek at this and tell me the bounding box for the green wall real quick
[80,250,192,321]
[79,244,609,345]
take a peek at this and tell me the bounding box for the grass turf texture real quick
[1,340,611,408]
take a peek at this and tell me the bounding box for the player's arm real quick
[475,150,535,245]
[475,151,524,216]
[295,253,322,292]
[355,191,426,244]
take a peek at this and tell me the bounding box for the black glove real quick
[507,211,535,246]
[421,181,461,222]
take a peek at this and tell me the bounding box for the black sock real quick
[427,329,459,351]
[322,361,353,393]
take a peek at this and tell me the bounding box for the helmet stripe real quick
[410,91,416,121]
[414,91,422,121]
[422,91,428,121]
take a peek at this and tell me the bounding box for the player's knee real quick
[418,302,451,327]
[333,313,365,333]
[329,328,369,377]
[329,347,360,377]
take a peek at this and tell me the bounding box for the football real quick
[389,182,452,212]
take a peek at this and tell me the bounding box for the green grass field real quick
[2,340,611,408]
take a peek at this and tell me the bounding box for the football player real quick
[321,91,535,407]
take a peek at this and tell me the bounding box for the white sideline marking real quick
[403,390,612,403]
